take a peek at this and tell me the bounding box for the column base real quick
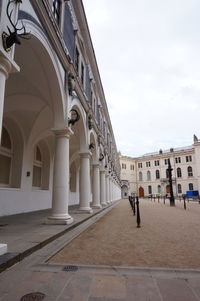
[101,202,107,207]
[46,214,74,225]
[91,204,102,209]
[77,207,93,214]
[0,244,7,256]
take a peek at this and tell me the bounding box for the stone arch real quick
[89,131,98,163]
[121,184,129,198]
[5,21,67,151]
[69,102,88,154]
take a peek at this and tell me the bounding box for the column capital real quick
[79,152,91,159]
[0,50,20,75]
[93,163,100,168]
[52,127,73,138]
[0,57,12,78]
[100,169,106,174]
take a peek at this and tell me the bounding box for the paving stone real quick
[126,275,162,301]
[90,274,126,299]
[61,274,92,301]
[187,278,200,299]
[156,278,199,301]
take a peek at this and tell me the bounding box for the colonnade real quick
[46,133,121,224]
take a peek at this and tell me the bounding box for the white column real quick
[106,174,110,204]
[0,57,11,142]
[100,170,107,206]
[92,164,101,208]
[79,152,93,213]
[47,128,73,224]
[109,177,111,203]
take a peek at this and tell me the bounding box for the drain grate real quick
[20,292,46,301]
[63,265,78,272]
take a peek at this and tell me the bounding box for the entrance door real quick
[139,186,144,197]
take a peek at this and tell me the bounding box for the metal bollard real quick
[183,196,186,210]
[164,196,165,205]
[133,197,136,216]
[136,196,141,228]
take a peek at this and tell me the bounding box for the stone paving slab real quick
[0,203,116,273]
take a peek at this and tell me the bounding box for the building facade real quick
[0,0,121,220]
[120,136,200,198]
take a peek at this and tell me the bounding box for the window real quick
[175,157,181,163]
[52,0,61,24]
[75,47,79,72]
[156,170,160,179]
[177,167,182,178]
[177,184,182,193]
[130,164,134,170]
[148,185,152,194]
[157,185,161,194]
[187,166,193,177]
[154,160,159,166]
[146,161,150,167]
[32,146,42,188]
[189,183,193,190]
[0,127,12,186]
[147,170,151,181]
[138,162,142,168]
[122,163,126,169]
[139,171,143,181]
[164,159,168,165]
[186,155,192,162]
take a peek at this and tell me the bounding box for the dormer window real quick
[52,0,61,24]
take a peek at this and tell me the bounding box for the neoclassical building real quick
[120,136,200,198]
[0,0,121,221]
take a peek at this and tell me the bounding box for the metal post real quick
[136,196,141,228]
[167,159,175,206]
[183,195,186,210]
[133,197,136,216]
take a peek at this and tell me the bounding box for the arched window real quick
[156,170,160,179]
[177,184,182,193]
[32,146,42,188]
[188,166,193,177]
[177,167,182,178]
[139,171,143,181]
[0,127,12,186]
[157,185,161,194]
[147,170,151,181]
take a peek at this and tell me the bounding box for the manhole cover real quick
[20,292,45,301]
[63,265,78,272]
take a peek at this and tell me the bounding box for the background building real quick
[120,135,200,198]
[0,0,121,219]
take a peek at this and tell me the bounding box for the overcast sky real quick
[83,0,200,157]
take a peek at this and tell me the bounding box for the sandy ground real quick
[49,199,200,268]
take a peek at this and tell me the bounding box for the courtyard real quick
[50,198,200,269]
